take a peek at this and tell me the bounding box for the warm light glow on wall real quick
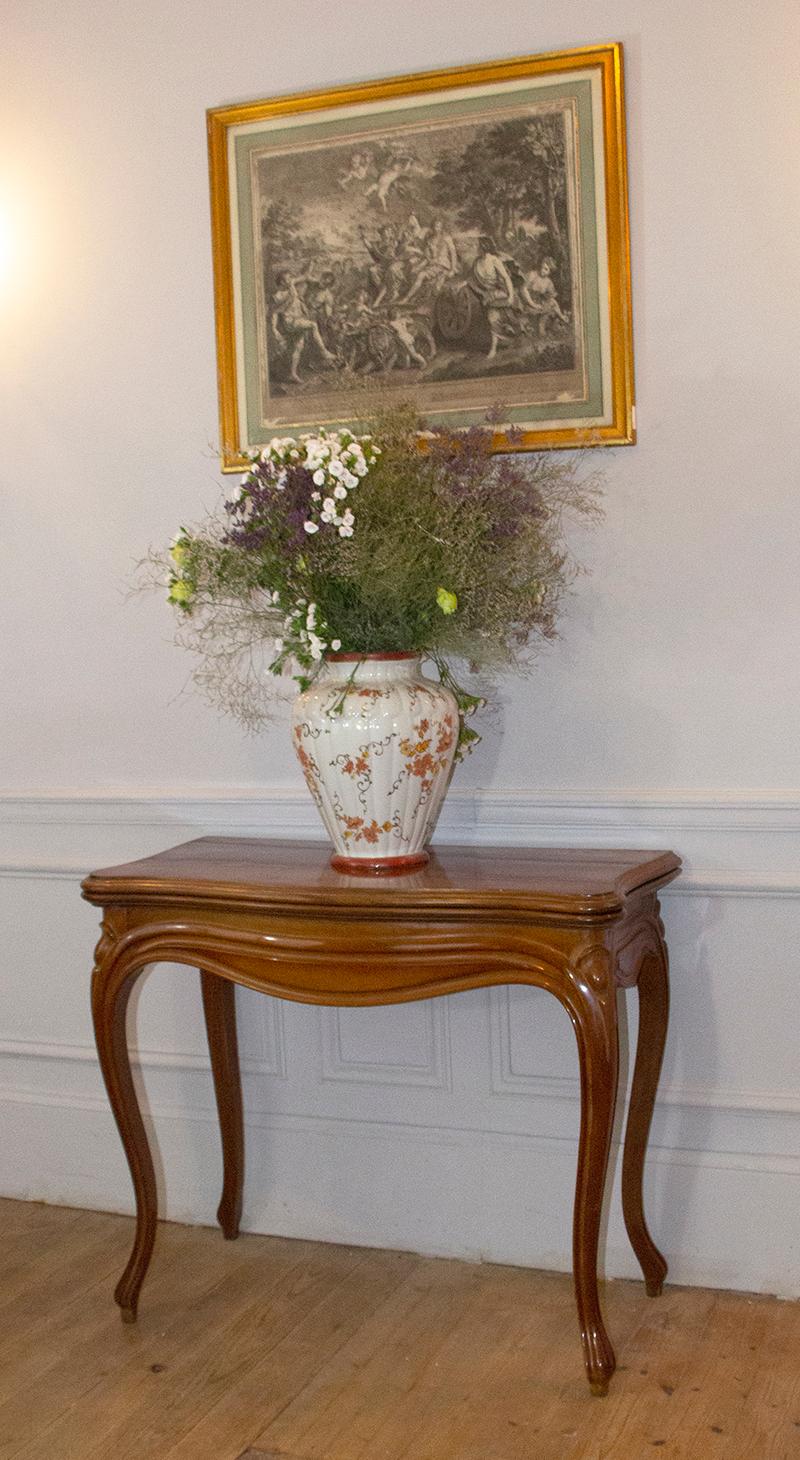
[0,202,15,292]
[0,171,59,385]
[0,176,44,304]
[0,162,89,375]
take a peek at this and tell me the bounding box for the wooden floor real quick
[1,1200,799,1459]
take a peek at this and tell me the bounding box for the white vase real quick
[291,652,459,873]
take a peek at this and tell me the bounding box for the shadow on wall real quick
[646,892,723,1262]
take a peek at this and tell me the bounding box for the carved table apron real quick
[82,837,681,1397]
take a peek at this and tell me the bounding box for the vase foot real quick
[330,851,430,876]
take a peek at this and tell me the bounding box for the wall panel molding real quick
[0,1023,287,1080]
[320,1002,452,1090]
[487,988,800,1115]
[3,786,800,892]
[0,1081,798,1179]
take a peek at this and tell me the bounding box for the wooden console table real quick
[82,837,680,1396]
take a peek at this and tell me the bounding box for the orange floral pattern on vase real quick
[339,814,395,845]
[400,714,456,782]
[291,656,459,866]
[293,725,323,802]
[340,753,370,778]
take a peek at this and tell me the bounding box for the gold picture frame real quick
[208,43,634,470]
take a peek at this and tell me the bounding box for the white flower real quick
[342,509,355,527]
[338,523,354,538]
[331,639,342,651]
[303,520,319,534]
[342,471,359,490]
[328,458,344,478]
[306,602,317,628]
[312,468,326,486]
[304,437,329,471]
[273,637,283,653]
[311,490,321,501]
[271,589,280,603]
[333,484,347,500]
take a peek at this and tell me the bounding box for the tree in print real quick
[433,115,570,269]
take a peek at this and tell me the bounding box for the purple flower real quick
[222,463,317,551]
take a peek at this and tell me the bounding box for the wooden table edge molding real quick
[81,836,681,1397]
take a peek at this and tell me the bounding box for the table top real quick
[82,837,681,923]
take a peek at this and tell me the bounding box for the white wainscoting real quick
[1,790,799,1297]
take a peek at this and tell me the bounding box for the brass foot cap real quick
[590,1379,610,1397]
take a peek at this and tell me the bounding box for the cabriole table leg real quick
[568,957,620,1396]
[91,952,157,1323]
[622,939,670,1296]
[200,970,245,1240]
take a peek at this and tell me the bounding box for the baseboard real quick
[1,1088,797,1297]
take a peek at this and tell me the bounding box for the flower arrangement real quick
[161,403,601,752]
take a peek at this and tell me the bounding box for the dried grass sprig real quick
[148,403,603,748]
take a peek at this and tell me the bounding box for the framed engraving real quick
[208,44,634,468]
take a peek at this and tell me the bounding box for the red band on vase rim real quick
[329,850,430,875]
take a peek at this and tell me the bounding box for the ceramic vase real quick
[291,652,459,873]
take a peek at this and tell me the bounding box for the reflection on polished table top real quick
[83,836,681,1396]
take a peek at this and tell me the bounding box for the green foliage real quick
[153,403,602,750]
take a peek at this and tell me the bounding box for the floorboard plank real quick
[0,1208,113,1313]
[1,1200,798,1460]
[163,1249,420,1460]
[5,1229,335,1460]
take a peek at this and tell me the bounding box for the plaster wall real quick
[2,0,799,1295]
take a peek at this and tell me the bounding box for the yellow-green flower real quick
[168,578,192,606]
[436,586,458,615]
[169,541,188,568]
